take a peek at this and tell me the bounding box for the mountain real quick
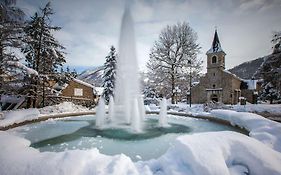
[77,66,104,87]
[228,57,265,79]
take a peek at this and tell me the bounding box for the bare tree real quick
[147,22,202,104]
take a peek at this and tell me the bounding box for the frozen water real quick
[12,115,247,161]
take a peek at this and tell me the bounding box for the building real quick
[49,78,98,106]
[191,30,260,104]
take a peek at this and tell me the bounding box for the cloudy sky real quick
[18,0,281,73]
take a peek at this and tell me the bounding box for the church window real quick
[213,84,216,88]
[212,56,217,64]
[213,73,215,76]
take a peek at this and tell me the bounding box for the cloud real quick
[16,0,281,72]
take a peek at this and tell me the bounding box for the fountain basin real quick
[10,114,247,161]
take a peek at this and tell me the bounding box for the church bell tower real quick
[206,29,226,72]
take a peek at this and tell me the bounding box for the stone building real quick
[191,30,259,104]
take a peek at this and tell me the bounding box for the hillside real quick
[77,66,104,87]
[228,57,264,79]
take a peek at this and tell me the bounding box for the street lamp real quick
[188,60,192,107]
[173,86,181,104]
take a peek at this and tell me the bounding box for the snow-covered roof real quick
[94,87,104,96]
[72,78,95,89]
[243,79,258,90]
[206,30,225,54]
[223,70,243,81]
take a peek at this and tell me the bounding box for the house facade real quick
[191,30,259,104]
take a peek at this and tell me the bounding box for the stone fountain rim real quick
[0,111,247,132]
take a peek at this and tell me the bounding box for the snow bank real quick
[39,102,89,114]
[0,108,40,127]
[232,104,281,115]
[211,109,281,152]
[0,131,139,175]
[140,131,281,175]
[0,102,90,128]
[1,130,281,175]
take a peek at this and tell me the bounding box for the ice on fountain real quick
[113,6,143,129]
[159,98,168,127]
[95,98,105,128]
[108,96,114,122]
[138,96,146,122]
[131,98,141,132]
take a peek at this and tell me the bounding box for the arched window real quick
[212,56,217,64]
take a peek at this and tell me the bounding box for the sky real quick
[17,0,281,73]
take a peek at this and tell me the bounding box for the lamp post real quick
[188,60,192,107]
[173,86,181,104]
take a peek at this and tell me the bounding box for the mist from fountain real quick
[113,6,144,130]
[95,98,105,128]
[108,96,114,122]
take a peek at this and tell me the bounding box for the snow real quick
[0,130,281,175]
[0,108,40,127]
[39,102,89,115]
[242,79,259,90]
[1,103,281,174]
[95,87,104,96]
[210,109,281,152]
[72,78,95,89]
[6,61,38,76]
[232,104,281,115]
[140,131,281,175]
[0,102,90,128]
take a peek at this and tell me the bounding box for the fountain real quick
[108,96,114,122]
[95,97,105,128]
[95,5,145,131]
[12,5,249,162]
[114,5,143,127]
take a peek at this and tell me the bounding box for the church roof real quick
[206,29,225,54]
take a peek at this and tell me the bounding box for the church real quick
[191,30,260,104]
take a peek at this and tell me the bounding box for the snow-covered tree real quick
[22,2,65,74]
[0,0,25,71]
[0,0,26,94]
[147,22,202,104]
[256,32,281,104]
[102,46,117,104]
[272,31,281,54]
[21,2,66,107]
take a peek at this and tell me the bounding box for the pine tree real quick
[22,2,65,74]
[102,46,117,104]
[257,31,281,104]
[0,0,26,94]
[0,0,25,73]
[21,2,66,107]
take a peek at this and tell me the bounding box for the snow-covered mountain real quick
[228,57,264,79]
[77,66,104,87]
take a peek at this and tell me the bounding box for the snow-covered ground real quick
[0,102,91,128]
[232,104,281,115]
[1,103,281,175]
